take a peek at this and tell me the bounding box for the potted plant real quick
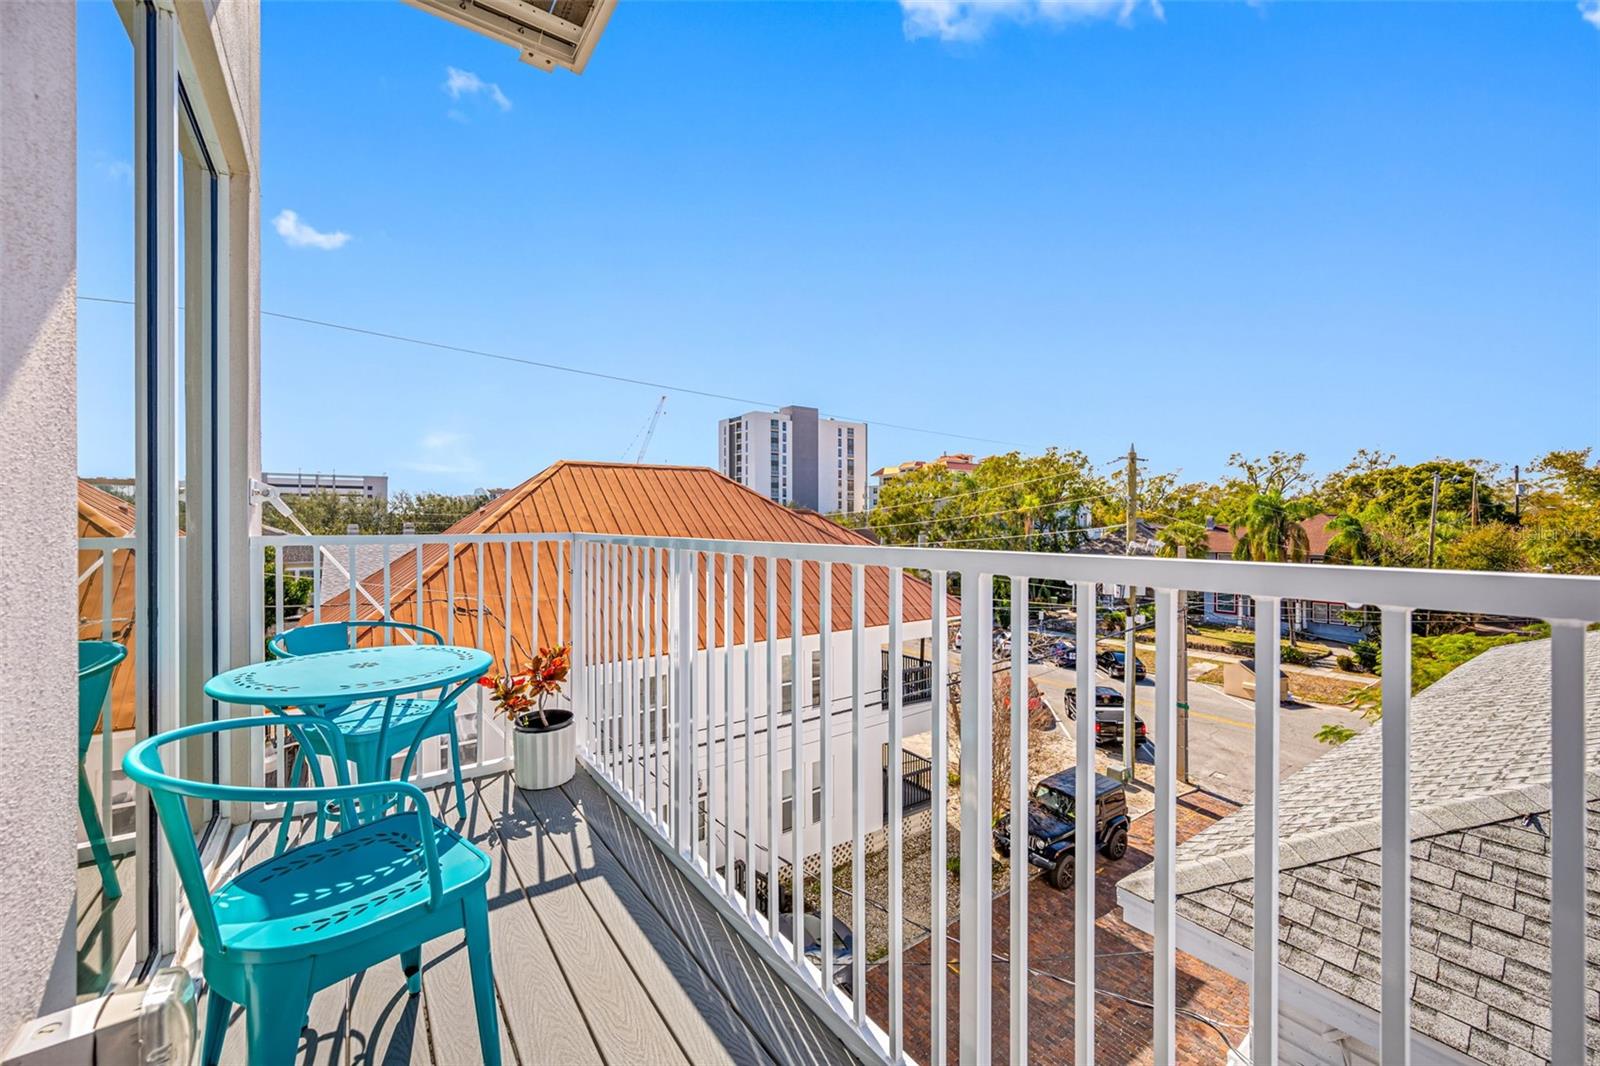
[482,643,574,790]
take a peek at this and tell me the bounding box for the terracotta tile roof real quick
[321,462,952,668]
[1203,512,1337,559]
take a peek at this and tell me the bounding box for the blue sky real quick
[77,1,1600,494]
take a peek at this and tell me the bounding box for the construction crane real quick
[629,395,667,463]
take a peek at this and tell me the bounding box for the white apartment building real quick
[718,405,867,514]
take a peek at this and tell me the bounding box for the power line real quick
[824,473,1120,519]
[78,295,1023,449]
[850,489,1125,534]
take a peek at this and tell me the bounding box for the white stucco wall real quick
[0,0,80,1032]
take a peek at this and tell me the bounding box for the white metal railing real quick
[569,532,1599,1066]
[247,533,572,814]
[77,536,140,861]
[240,530,1600,1065]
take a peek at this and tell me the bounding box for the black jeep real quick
[992,769,1131,889]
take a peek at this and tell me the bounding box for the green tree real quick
[1522,449,1600,575]
[1155,519,1209,559]
[1231,491,1312,563]
[1440,523,1525,572]
[1325,511,1372,564]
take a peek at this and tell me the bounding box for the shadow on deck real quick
[202,765,854,1065]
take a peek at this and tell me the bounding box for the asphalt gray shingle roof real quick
[1120,631,1600,1064]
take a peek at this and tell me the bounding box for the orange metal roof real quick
[321,462,951,669]
[77,481,137,730]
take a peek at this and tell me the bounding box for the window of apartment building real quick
[781,650,824,714]
[781,769,794,832]
[811,759,824,824]
[1214,593,1237,615]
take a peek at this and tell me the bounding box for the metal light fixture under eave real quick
[403,0,616,74]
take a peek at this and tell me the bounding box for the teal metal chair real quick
[123,716,500,1066]
[267,621,468,852]
[79,641,127,899]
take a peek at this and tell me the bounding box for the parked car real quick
[1063,685,1148,746]
[993,768,1131,889]
[778,911,854,992]
[1047,640,1076,668]
[1096,648,1146,681]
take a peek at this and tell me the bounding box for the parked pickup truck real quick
[993,769,1131,889]
[1063,685,1147,746]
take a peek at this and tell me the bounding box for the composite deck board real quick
[489,774,772,1066]
[476,775,692,1065]
[470,778,605,1066]
[198,768,853,1066]
[417,785,521,1066]
[562,770,856,1066]
[76,854,138,1000]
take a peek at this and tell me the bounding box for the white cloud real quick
[899,0,1162,42]
[272,209,351,251]
[443,66,512,113]
[403,431,481,476]
[105,160,133,183]
[1581,0,1600,28]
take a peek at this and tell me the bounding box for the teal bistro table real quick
[204,644,494,835]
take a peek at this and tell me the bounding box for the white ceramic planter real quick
[512,711,576,790]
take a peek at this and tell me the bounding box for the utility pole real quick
[1123,444,1140,782]
[1426,472,1442,568]
[1470,472,1479,529]
[1513,464,1522,524]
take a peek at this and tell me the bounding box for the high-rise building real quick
[718,405,867,514]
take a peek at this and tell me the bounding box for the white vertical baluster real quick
[666,548,679,845]
[274,551,284,639]
[744,554,757,920]
[767,556,781,946]
[929,569,949,1066]
[1073,582,1096,1066]
[1550,619,1587,1064]
[650,547,661,829]
[889,567,906,1058]
[556,540,566,646]
[685,550,700,862]
[1251,595,1281,1065]
[724,552,736,901]
[311,543,322,624]
[100,547,116,833]
[959,569,994,1063]
[415,545,423,639]
[626,545,637,804]
[818,561,835,995]
[475,542,486,780]
[1009,576,1029,1066]
[502,542,513,666]
[601,545,611,781]
[1379,605,1412,1064]
[1154,588,1179,1065]
[851,562,867,1025]
[529,540,540,652]
[347,542,356,623]
[705,554,716,872]
[568,542,585,762]
[382,544,392,640]
[790,557,806,966]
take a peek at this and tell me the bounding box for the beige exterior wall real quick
[0,0,260,1034]
[0,1,82,1031]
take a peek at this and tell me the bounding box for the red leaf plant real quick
[478,643,572,729]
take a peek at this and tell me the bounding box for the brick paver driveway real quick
[867,789,1249,1063]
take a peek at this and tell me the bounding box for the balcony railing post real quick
[570,539,587,759]
[1549,619,1587,1064]
[1378,604,1413,1063]
[958,568,993,1064]
[1153,587,1179,1065]
[1252,594,1282,1065]
[1072,581,1096,1066]
[677,549,697,857]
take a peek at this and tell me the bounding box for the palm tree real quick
[1232,491,1312,646]
[1232,491,1312,562]
[1325,511,1371,565]
[1156,519,1210,560]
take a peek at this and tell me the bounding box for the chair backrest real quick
[269,620,444,659]
[78,641,126,758]
[123,716,441,956]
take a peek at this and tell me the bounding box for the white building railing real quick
[240,530,1599,1066]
